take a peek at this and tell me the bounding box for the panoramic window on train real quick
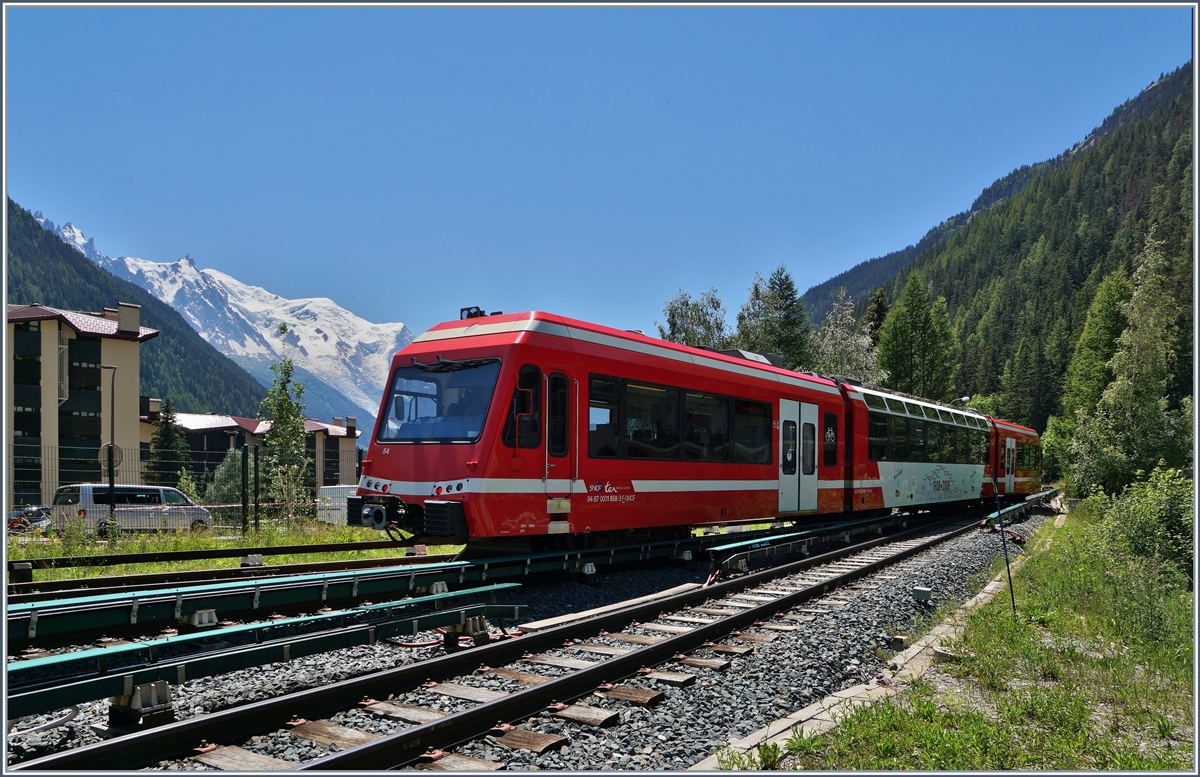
[909,419,926,462]
[907,403,925,417]
[867,413,888,461]
[379,358,502,443]
[972,430,989,464]
[685,392,731,461]
[548,373,569,458]
[952,413,966,425]
[801,422,816,476]
[926,422,943,463]
[885,398,907,413]
[938,410,954,423]
[955,426,970,464]
[502,365,543,448]
[588,376,620,458]
[733,400,772,464]
[889,416,908,460]
[625,382,681,459]
[863,393,887,410]
[823,412,838,467]
[782,420,797,475]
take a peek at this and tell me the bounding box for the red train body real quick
[354,311,1041,549]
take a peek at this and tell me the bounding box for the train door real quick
[779,399,799,513]
[545,372,574,531]
[799,402,818,511]
[1004,436,1016,495]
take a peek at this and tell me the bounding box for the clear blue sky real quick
[5,5,1193,336]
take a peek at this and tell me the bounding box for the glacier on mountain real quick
[34,212,412,431]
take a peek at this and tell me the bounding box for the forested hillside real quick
[802,64,1193,325]
[887,66,1192,435]
[7,198,267,416]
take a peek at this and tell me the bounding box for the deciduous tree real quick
[656,288,730,350]
[260,346,311,519]
[810,289,886,384]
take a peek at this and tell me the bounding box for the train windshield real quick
[379,358,502,443]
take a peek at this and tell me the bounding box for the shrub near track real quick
[760,501,1193,771]
[5,522,462,581]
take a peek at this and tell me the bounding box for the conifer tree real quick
[733,265,812,370]
[863,287,889,346]
[877,274,958,400]
[1070,232,1191,495]
[145,397,190,487]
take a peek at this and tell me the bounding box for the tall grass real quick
[744,503,1195,771]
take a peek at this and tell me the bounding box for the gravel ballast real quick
[5,511,1048,769]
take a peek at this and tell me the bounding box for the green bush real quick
[1103,466,1193,578]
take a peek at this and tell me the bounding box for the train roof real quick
[415,310,845,395]
[414,310,1039,437]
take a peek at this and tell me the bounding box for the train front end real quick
[352,312,518,544]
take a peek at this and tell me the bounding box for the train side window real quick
[889,416,908,460]
[926,422,943,463]
[588,375,620,458]
[733,400,772,464]
[801,423,816,475]
[823,412,838,467]
[972,430,988,464]
[502,365,542,448]
[885,398,907,413]
[863,393,887,410]
[548,373,569,458]
[957,427,971,464]
[867,413,889,461]
[909,419,926,462]
[685,392,731,462]
[625,382,681,459]
[782,420,797,475]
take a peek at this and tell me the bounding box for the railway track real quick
[10,509,1008,771]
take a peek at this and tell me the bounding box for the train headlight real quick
[363,504,389,531]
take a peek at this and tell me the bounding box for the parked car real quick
[7,506,53,534]
[51,484,212,535]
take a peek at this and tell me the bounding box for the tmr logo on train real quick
[586,480,636,504]
[920,465,956,495]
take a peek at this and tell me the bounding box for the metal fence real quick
[7,444,361,530]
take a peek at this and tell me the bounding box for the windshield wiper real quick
[410,356,498,373]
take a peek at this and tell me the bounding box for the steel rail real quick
[10,514,985,772]
[6,540,410,571]
[7,554,457,603]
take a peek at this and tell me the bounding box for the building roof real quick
[7,303,159,342]
[165,413,360,438]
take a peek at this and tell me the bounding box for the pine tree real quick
[810,289,887,384]
[1070,232,1191,495]
[863,287,889,346]
[260,350,311,519]
[733,265,812,370]
[145,397,190,487]
[1060,270,1134,419]
[877,274,958,401]
[655,288,731,349]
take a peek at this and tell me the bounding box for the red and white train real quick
[353,309,1042,552]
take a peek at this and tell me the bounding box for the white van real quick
[52,484,213,535]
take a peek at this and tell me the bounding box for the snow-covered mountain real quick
[34,212,413,430]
